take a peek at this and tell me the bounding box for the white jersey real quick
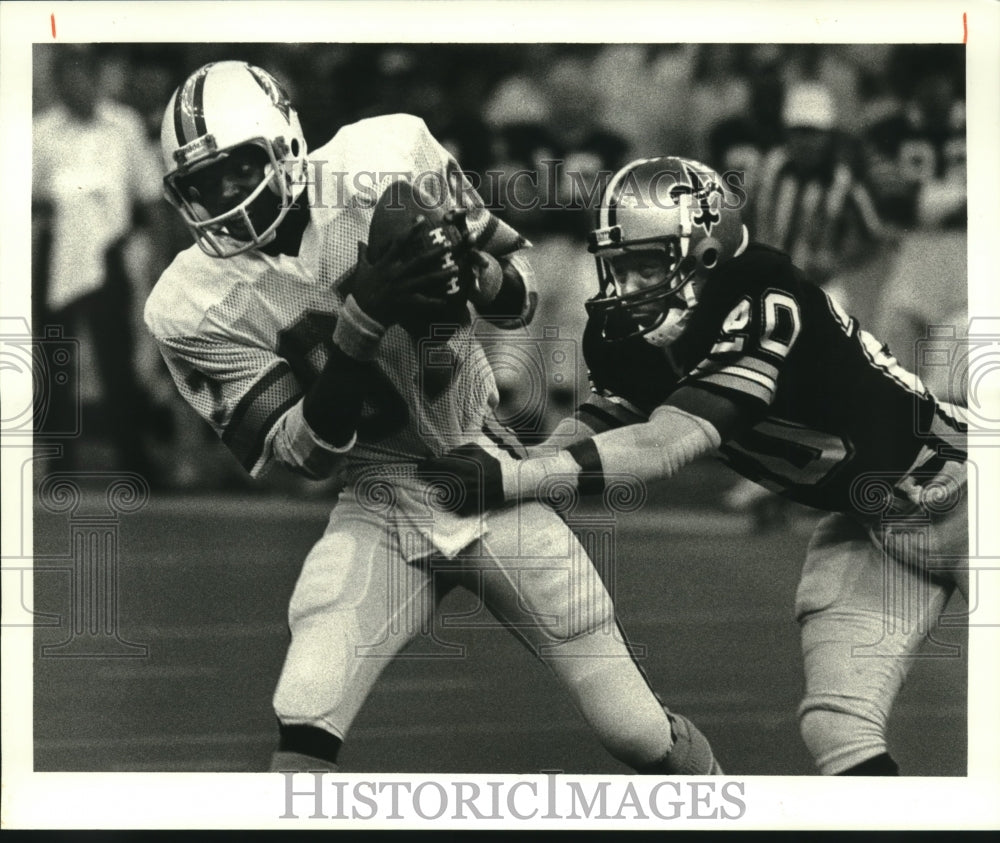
[145,114,533,555]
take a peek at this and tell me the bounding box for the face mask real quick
[641,277,702,347]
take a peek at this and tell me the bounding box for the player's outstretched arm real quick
[417,387,746,516]
[529,390,651,456]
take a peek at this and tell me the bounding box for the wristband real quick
[333,294,387,362]
[566,439,606,494]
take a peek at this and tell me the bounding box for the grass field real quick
[31,466,967,776]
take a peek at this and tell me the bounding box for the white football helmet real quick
[160,61,309,258]
[586,156,749,346]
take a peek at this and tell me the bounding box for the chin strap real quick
[643,267,703,347]
[733,224,750,257]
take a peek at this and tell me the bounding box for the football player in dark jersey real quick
[419,156,969,776]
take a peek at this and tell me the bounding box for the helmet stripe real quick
[172,84,187,146]
[191,67,209,137]
[173,64,212,146]
[603,157,658,229]
[603,164,631,229]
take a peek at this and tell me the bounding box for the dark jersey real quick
[583,243,967,513]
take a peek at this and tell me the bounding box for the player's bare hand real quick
[468,249,503,308]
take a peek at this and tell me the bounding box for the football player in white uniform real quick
[145,62,721,774]
[420,156,969,775]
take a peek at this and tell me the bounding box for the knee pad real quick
[485,502,618,646]
[287,532,373,625]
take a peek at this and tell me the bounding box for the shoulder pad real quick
[144,247,234,338]
[714,242,800,293]
[330,113,430,152]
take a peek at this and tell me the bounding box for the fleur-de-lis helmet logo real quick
[668,161,723,234]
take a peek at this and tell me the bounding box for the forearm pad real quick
[271,401,356,478]
[502,406,721,501]
[567,405,722,490]
[331,294,386,362]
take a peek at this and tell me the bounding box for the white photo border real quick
[2,0,999,830]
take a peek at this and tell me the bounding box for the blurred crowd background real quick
[30,42,967,492]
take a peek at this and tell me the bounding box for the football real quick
[366,177,474,312]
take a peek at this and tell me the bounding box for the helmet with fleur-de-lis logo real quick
[586,156,748,345]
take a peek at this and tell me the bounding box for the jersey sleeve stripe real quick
[473,212,527,258]
[566,439,606,494]
[221,362,303,472]
[246,393,302,476]
[578,396,647,431]
[722,365,777,392]
[693,355,779,381]
[740,356,781,379]
[695,369,775,404]
[935,400,968,434]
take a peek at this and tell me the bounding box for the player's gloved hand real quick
[349,217,459,327]
[417,443,514,516]
[418,442,585,517]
